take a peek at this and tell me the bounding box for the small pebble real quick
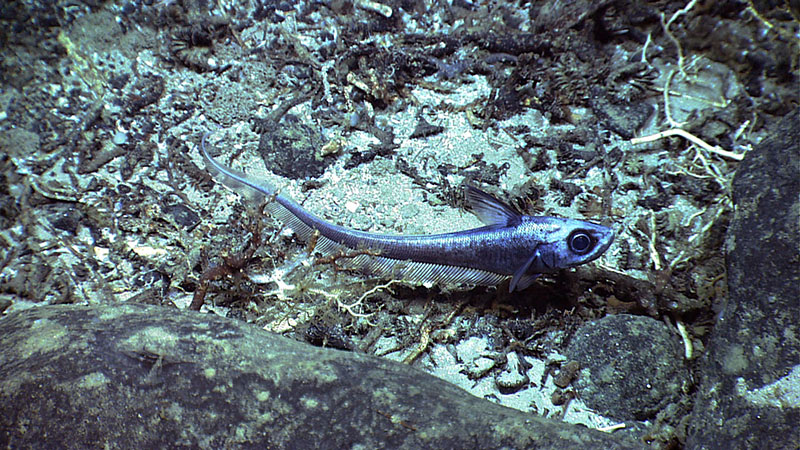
[113,130,128,145]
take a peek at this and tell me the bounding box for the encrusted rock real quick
[0,304,643,449]
[686,108,800,449]
[566,314,689,420]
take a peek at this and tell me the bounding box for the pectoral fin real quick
[509,249,540,292]
[510,273,540,292]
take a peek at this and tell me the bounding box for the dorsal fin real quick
[465,185,521,227]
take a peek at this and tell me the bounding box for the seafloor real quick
[0,0,798,448]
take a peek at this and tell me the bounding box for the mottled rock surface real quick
[686,108,800,449]
[566,314,689,420]
[0,304,643,449]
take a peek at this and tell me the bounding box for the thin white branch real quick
[630,128,746,161]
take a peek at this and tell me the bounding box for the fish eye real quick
[569,231,593,254]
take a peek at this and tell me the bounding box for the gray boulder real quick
[686,108,800,449]
[0,303,641,449]
[567,314,689,421]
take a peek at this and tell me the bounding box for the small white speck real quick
[345,201,359,213]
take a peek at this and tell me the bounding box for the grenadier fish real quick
[201,133,614,292]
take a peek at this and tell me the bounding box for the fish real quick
[200,133,615,292]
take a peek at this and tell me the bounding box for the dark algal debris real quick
[258,115,331,180]
[163,203,201,230]
[409,116,445,139]
[588,86,654,140]
[549,178,582,207]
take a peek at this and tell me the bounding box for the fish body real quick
[201,135,614,291]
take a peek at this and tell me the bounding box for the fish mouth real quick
[599,228,615,251]
[591,227,615,261]
[578,226,615,266]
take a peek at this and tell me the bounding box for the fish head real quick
[523,217,615,273]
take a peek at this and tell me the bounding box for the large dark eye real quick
[569,231,593,254]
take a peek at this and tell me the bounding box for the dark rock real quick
[163,203,201,230]
[553,360,581,389]
[258,117,331,180]
[0,304,643,449]
[589,86,654,140]
[409,116,444,139]
[566,314,689,421]
[44,202,84,234]
[686,108,800,449]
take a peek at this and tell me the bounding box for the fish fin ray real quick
[465,185,521,227]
